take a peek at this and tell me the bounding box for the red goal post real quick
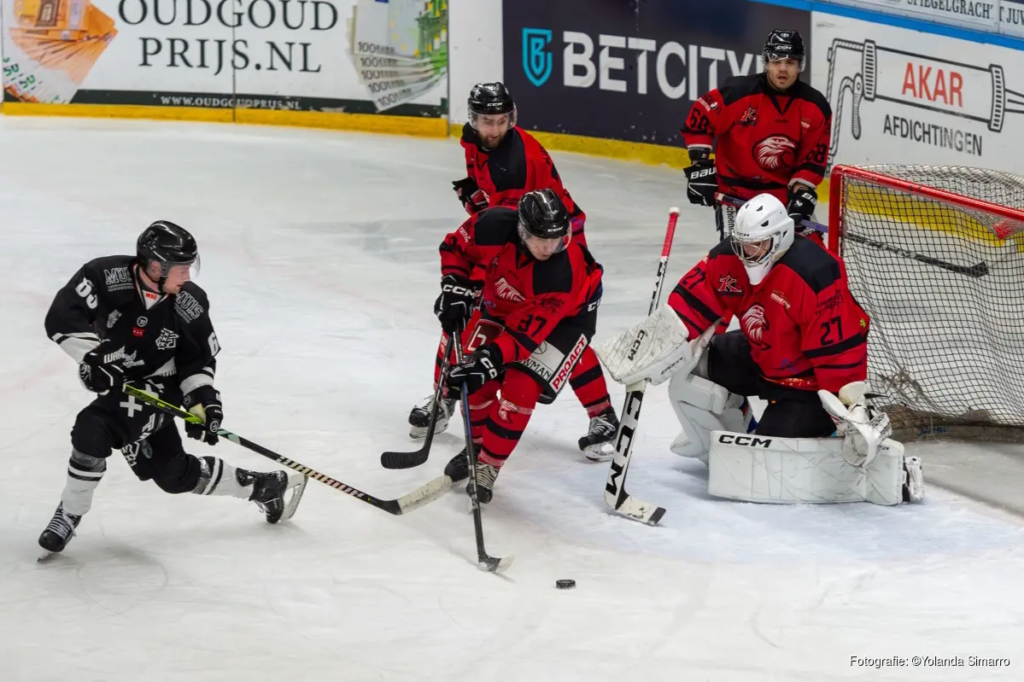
[827,164,1024,442]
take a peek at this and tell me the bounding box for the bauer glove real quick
[787,183,818,222]
[685,151,717,207]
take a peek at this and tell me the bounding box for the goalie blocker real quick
[595,193,925,506]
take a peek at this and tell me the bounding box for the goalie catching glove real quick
[593,302,714,387]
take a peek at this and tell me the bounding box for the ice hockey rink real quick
[1,117,1023,681]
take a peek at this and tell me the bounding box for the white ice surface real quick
[1,119,1023,682]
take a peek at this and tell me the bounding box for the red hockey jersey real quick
[668,237,868,393]
[460,124,587,244]
[440,207,602,364]
[681,74,832,203]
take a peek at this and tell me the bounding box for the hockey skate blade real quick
[584,442,615,462]
[278,473,309,523]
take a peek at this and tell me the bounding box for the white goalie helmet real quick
[731,193,795,285]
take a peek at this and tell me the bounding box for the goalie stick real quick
[122,384,451,516]
[380,332,454,470]
[451,334,513,573]
[602,208,679,526]
[716,193,990,278]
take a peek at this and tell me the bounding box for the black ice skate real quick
[408,395,458,439]
[38,502,82,560]
[444,446,472,483]
[468,461,500,504]
[239,469,308,524]
[580,407,621,462]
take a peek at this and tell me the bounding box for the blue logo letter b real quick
[523,28,553,87]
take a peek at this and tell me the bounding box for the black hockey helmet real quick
[763,29,805,71]
[517,189,570,252]
[468,82,517,129]
[136,220,200,289]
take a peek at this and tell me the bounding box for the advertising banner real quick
[2,0,449,117]
[501,0,811,147]
[814,12,1024,173]
[825,0,1024,38]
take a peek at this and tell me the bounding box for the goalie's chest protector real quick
[716,257,817,388]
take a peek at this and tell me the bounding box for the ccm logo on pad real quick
[718,434,773,447]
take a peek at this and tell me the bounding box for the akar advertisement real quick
[814,13,1024,173]
[2,0,449,117]
[502,0,812,147]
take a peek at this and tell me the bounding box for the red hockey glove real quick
[452,177,489,214]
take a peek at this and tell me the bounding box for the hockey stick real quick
[380,332,454,469]
[122,384,451,516]
[602,208,679,526]
[452,333,513,573]
[715,193,990,278]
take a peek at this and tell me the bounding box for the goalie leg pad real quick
[707,430,918,505]
[668,372,745,463]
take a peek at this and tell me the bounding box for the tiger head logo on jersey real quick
[754,135,797,171]
[742,304,770,345]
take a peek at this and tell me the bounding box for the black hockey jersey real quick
[44,255,219,395]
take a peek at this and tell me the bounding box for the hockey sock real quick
[479,368,541,468]
[192,456,251,499]
[468,383,499,446]
[60,449,107,516]
[569,346,612,418]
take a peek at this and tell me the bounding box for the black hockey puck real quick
[555,579,576,590]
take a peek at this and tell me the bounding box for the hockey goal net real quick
[828,164,1024,442]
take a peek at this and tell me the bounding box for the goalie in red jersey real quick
[408,82,618,461]
[435,189,604,502]
[681,29,831,242]
[595,194,924,506]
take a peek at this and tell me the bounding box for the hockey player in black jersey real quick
[39,221,303,556]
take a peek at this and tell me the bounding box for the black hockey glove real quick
[787,184,818,223]
[435,274,477,334]
[449,344,502,395]
[685,151,717,207]
[452,177,489,215]
[79,341,125,395]
[183,385,224,445]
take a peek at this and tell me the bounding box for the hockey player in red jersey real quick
[595,194,924,505]
[434,189,604,502]
[681,30,831,240]
[408,82,618,460]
